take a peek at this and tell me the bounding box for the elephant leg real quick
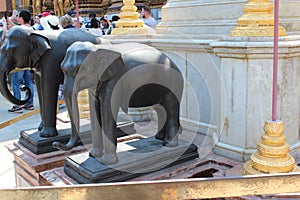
[39,67,61,138]
[88,88,104,158]
[39,82,59,137]
[99,82,118,165]
[161,91,180,147]
[34,74,44,131]
[153,104,167,141]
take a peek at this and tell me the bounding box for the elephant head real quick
[0,26,51,105]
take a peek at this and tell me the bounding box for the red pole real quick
[75,0,80,28]
[272,0,279,121]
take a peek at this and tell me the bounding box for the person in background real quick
[40,13,60,30]
[72,16,84,28]
[60,14,74,29]
[67,9,76,18]
[141,6,157,29]
[100,16,110,35]
[57,14,75,101]
[88,16,102,37]
[85,12,99,29]
[32,14,44,30]
[7,9,35,113]
[0,20,3,46]
[2,9,19,36]
[106,15,120,35]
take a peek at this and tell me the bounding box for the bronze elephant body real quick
[53,42,184,165]
[0,26,101,137]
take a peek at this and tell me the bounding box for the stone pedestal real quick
[64,136,198,183]
[18,121,92,155]
[5,142,89,187]
[18,117,135,154]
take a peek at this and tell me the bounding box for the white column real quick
[211,36,300,161]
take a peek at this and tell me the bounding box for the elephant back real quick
[58,29,101,48]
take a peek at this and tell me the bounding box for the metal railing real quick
[1,172,300,200]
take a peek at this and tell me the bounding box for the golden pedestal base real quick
[242,120,300,175]
[243,160,300,175]
[112,27,149,35]
[231,26,286,37]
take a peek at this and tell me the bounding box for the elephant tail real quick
[52,134,79,151]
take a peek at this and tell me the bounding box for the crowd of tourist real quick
[0,6,157,113]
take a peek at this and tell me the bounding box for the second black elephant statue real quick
[0,26,101,138]
[53,41,184,165]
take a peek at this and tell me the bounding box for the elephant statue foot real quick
[39,127,58,138]
[155,131,165,141]
[89,148,103,158]
[162,125,182,147]
[163,134,179,147]
[38,122,43,131]
[100,153,118,165]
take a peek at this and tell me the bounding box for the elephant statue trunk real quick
[0,55,31,106]
[53,79,80,150]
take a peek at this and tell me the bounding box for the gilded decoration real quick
[242,120,300,175]
[230,0,287,36]
[111,0,149,35]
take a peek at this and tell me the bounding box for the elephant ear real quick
[29,33,52,68]
[94,48,124,82]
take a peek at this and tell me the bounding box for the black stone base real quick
[64,136,199,183]
[19,121,136,155]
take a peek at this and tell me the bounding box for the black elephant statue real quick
[53,41,184,165]
[0,26,101,137]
